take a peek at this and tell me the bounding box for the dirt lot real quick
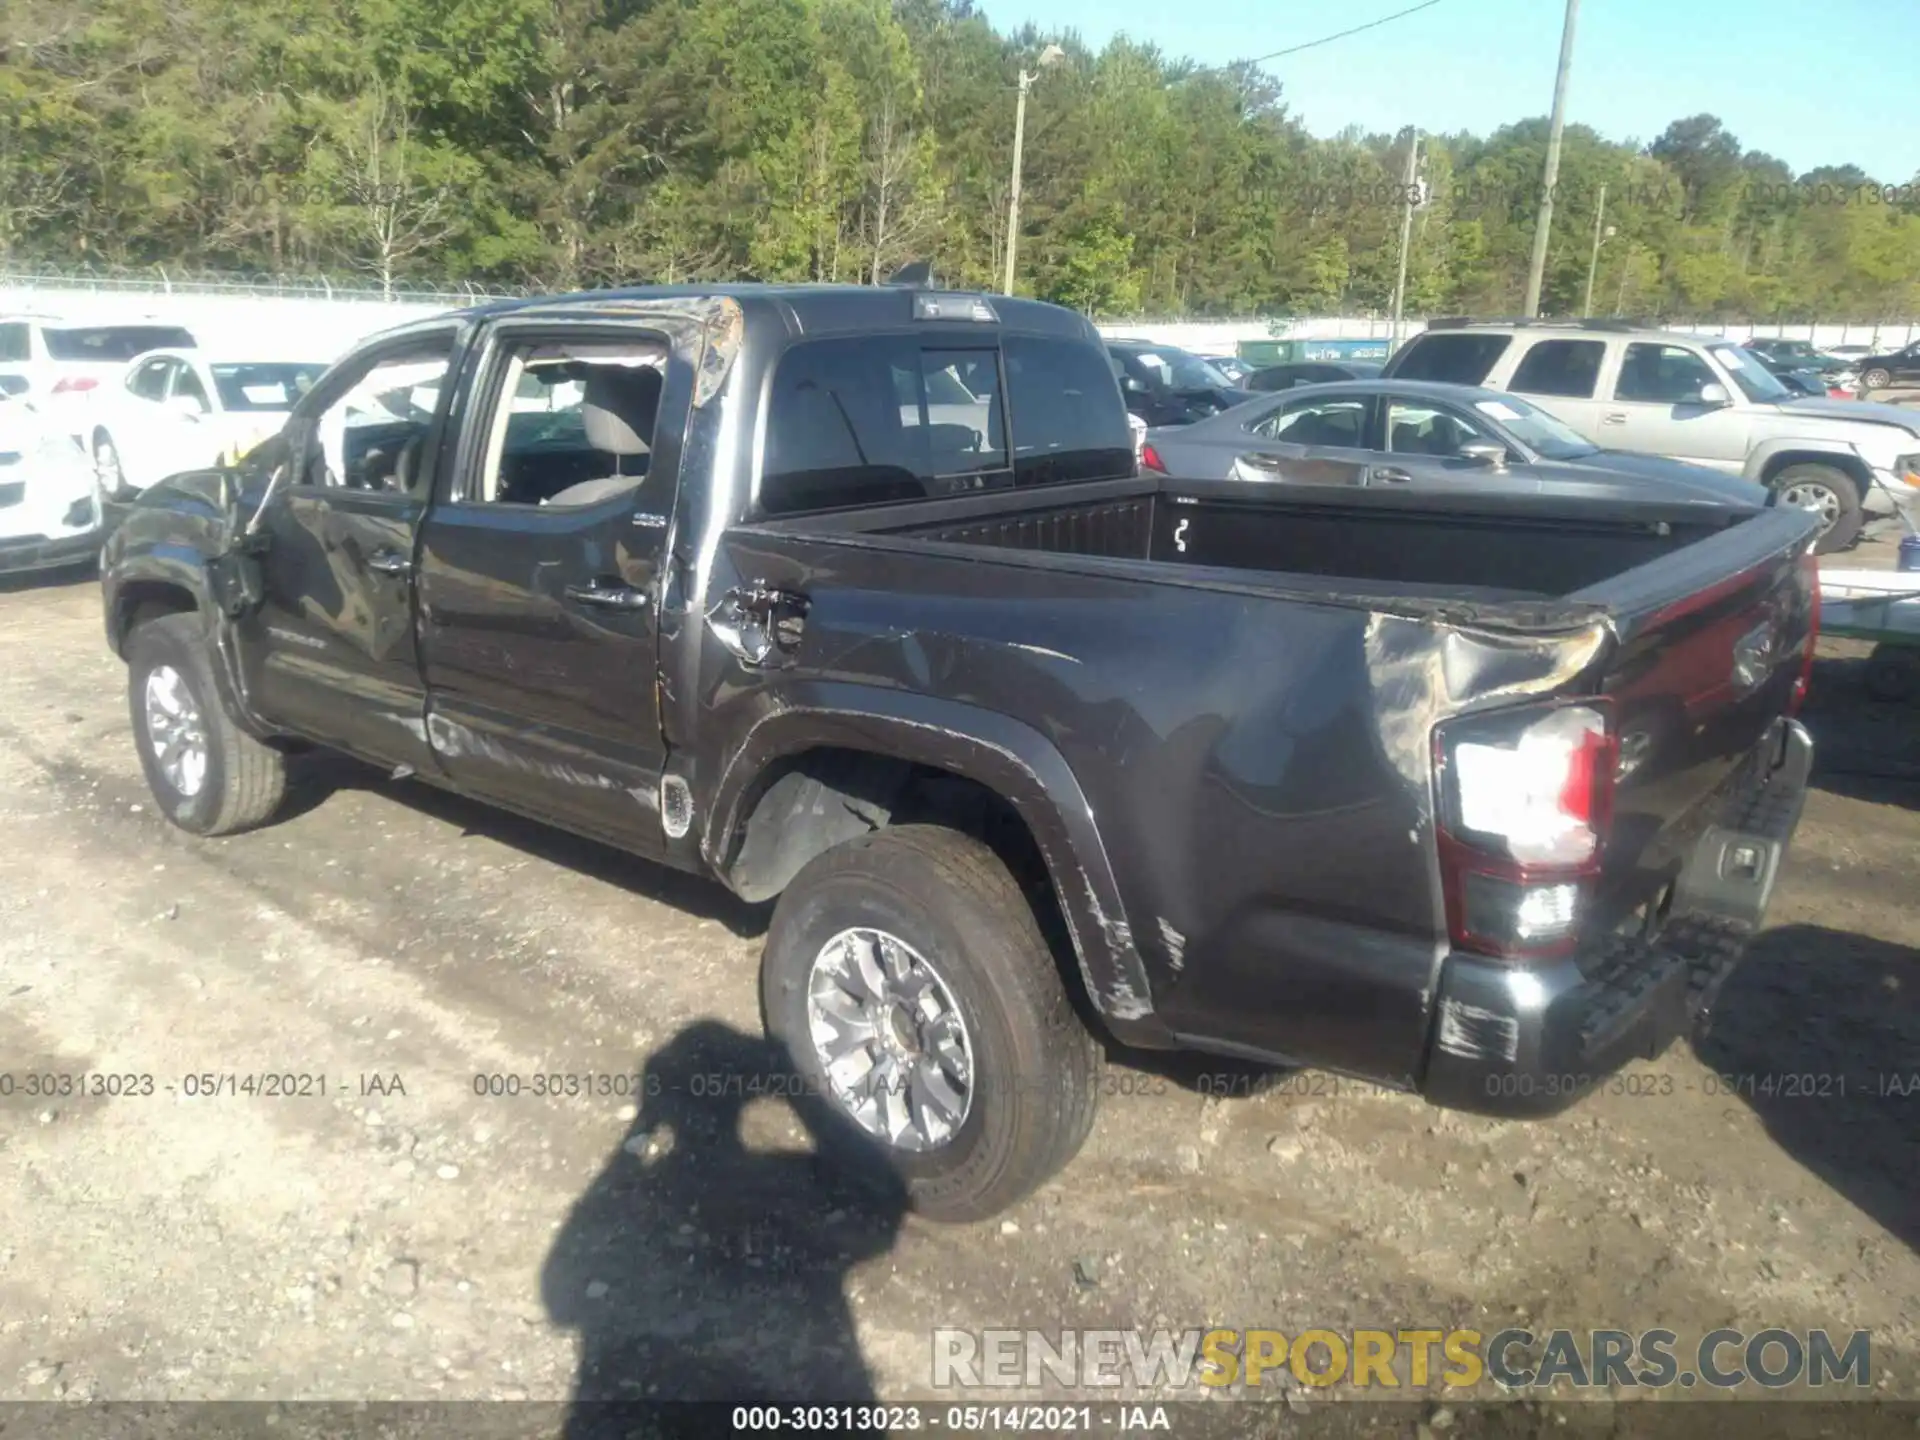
[1,527,1917,1427]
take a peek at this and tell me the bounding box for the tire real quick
[1861,367,1892,392]
[1769,462,1863,554]
[93,431,133,502]
[760,824,1103,1223]
[126,612,288,836]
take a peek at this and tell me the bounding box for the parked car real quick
[1827,344,1874,360]
[1854,340,1920,394]
[0,315,199,437]
[1745,348,1855,400]
[92,349,330,498]
[104,283,1817,1221]
[1199,355,1253,386]
[1106,339,1256,427]
[1382,319,1920,551]
[1140,379,1770,508]
[0,388,107,577]
[1744,337,1852,377]
[1245,360,1384,393]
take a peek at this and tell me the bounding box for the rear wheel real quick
[127,613,288,835]
[760,824,1103,1223]
[93,432,132,502]
[1861,367,1893,392]
[1770,462,1863,554]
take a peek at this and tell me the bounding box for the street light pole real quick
[1522,0,1581,317]
[1389,130,1421,354]
[1003,44,1064,297]
[1582,182,1608,318]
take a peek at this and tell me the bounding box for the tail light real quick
[1790,549,1819,715]
[1139,442,1167,475]
[1433,701,1617,961]
[52,376,98,394]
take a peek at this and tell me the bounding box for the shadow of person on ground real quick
[1694,924,1920,1252]
[1800,654,1920,811]
[544,1020,908,1438]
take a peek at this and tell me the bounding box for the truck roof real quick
[462,282,1097,339]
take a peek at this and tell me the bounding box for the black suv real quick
[1106,339,1255,427]
[1855,340,1920,393]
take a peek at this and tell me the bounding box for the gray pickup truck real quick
[101,284,1818,1220]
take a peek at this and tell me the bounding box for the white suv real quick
[1383,319,1920,551]
[0,314,199,440]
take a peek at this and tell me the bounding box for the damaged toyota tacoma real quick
[101,284,1820,1221]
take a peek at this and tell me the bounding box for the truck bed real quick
[775,474,1766,617]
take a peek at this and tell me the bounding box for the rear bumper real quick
[1421,716,1813,1118]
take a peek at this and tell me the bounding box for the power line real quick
[1242,0,1447,67]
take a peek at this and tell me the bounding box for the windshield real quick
[1469,395,1599,460]
[1135,348,1232,390]
[1711,345,1792,402]
[210,362,328,412]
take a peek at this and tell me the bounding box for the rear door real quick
[414,318,684,857]
[1504,337,1608,436]
[233,327,460,773]
[1234,391,1379,485]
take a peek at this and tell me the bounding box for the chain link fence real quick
[0,263,532,305]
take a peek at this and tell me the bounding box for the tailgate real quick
[1567,503,1821,928]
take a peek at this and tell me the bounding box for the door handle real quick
[564,580,650,612]
[366,549,412,576]
[1370,466,1413,483]
[1602,412,1627,425]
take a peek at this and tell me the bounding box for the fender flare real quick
[702,683,1170,1043]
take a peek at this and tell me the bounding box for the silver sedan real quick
[1140,379,1771,507]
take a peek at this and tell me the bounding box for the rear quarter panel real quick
[690,529,1602,1085]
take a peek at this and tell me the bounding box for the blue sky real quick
[984,0,1919,183]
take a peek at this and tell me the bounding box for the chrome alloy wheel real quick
[143,664,208,798]
[805,927,975,1152]
[1778,478,1842,532]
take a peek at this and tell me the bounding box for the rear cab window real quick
[43,326,197,362]
[1387,332,1513,386]
[758,331,1131,517]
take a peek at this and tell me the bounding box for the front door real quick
[233,329,460,773]
[415,322,680,857]
[1604,341,1749,471]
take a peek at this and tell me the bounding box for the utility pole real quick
[1389,130,1421,354]
[1522,0,1581,317]
[1003,44,1065,296]
[1582,182,1608,317]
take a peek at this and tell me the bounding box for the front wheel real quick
[1770,462,1863,554]
[1861,367,1893,392]
[760,825,1103,1223]
[126,613,288,835]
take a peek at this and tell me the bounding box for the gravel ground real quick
[1,527,1917,1427]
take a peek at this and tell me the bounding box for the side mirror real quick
[1457,439,1509,470]
[169,392,209,419]
[1696,382,1732,407]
